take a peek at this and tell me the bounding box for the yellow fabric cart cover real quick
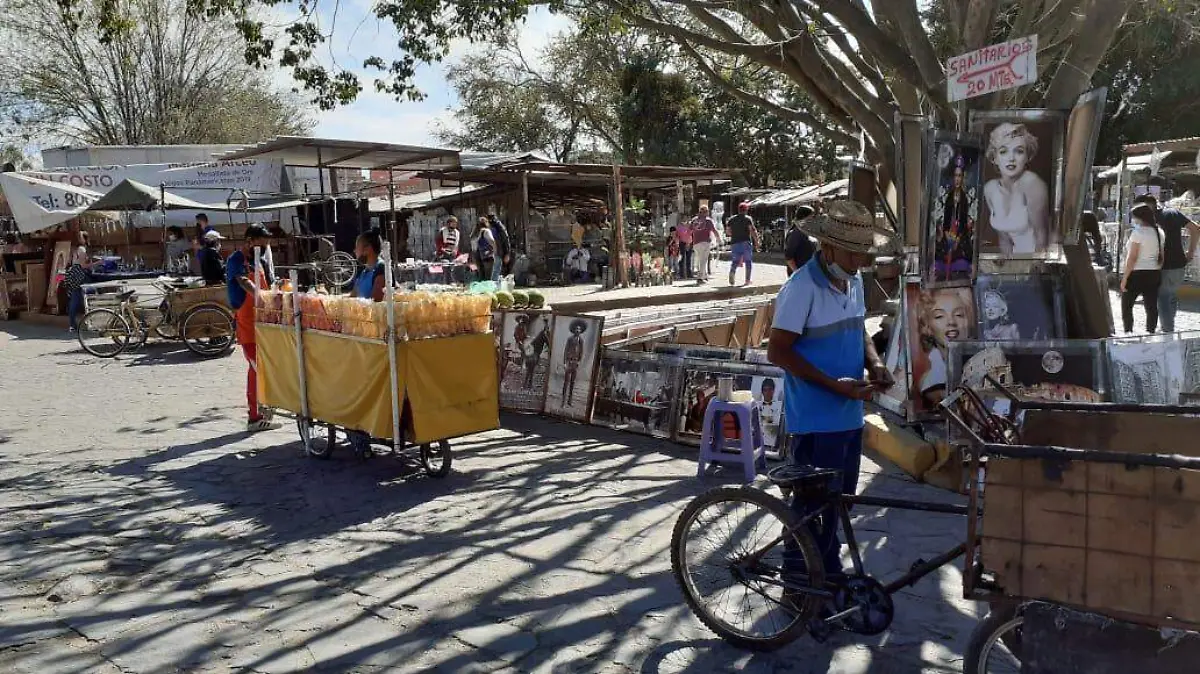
[303,331,400,440]
[256,323,498,443]
[406,332,499,444]
[256,324,302,414]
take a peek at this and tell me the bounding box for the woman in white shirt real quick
[1120,203,1164,333]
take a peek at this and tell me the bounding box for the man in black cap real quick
[782,204,817,276]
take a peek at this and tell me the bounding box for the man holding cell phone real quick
[767,199,895,577]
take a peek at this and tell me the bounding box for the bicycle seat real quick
[767,464,842,493]
[116,288,137,300]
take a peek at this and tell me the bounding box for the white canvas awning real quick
[1098,151,1174,179]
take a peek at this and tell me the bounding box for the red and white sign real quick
[946,35,1038,102]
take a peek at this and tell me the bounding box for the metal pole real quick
[388,168,397,253]
[382,240,402,456]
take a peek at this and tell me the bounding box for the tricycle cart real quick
[942,381,1200,673]
[253,244,499,478]
[77,278,235,358]
[667,376,1200,672]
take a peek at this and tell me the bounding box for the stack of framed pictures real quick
[882,91,1106,422]
[496,309,605,421]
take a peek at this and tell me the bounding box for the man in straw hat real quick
[768,199,894,580]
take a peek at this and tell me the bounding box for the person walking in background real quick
[689,206,721,283]
[676,216,694,279]
[1121,203,1164,334]
[225,225,275,432]
[783,205,817,276]
[725,201,760,286]
[666,226,681,280]
[489,215,512,281]
[1135,194,1200,332]
[470,217,498,283]
[64,231,92,332]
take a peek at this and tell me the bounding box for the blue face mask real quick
[827,261,854,282]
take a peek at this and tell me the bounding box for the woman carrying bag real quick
[470,217,498,283]
[1120,203,1165,334]
[64,231,92,332]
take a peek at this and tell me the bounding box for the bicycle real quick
[671,462,968,651]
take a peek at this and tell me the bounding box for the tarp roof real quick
[215,136,460,171]
[84,178,315,213]
[746,179,848,207]
[365,184,491,213]
[421,160,734,191]
[1097,152,1173,179]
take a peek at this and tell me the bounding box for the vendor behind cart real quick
[226,224,275,433]
[351,231,386,301]
[347,230,387,454]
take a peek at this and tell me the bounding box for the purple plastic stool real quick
[697,399,766,482]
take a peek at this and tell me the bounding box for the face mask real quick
[827,261,854,282]
[357,255,368,265]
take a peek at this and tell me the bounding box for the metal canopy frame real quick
[216,136,460,171]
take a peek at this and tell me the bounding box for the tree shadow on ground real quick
[0,414,979,674]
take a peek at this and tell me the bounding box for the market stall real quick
[254,244,499,476]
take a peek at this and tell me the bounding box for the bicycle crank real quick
[830,576,894,635]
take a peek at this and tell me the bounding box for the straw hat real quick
[801,200,894,255]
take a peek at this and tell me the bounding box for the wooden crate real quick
[168,285,230,316]
[980,455,1200,626]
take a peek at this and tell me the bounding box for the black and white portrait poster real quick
[970,110,1065,257]
[545,314,604,422]
[498,310,553,413]
[924,132,982,284]
[974,274,1065,341]
[592,350,681,438]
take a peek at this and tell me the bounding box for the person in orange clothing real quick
[225,225,275,432]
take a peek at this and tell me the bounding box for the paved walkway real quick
[0,322,976,673]
[542,260,788,313]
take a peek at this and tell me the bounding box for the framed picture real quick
[47,240,73,311]
[968,109,1066,258]
[973,273,1066,341]
[592,349,683,438]
[948,340,1106,404]
[896,113,928,249]
[903,279,977,417]
[497,310,554,413]
[1107,331,1200,405]
[734,366,787,456]
[875,307,909,416]
[544,313,605,422]
[1061,88,1108,245]
[675,359,763,446]
[923,131,983,285]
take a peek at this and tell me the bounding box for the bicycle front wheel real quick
[964,605,1024,674]
[77,308,131,358]
[671,486,825,651]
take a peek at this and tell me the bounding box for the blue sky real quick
[309,6,572,147]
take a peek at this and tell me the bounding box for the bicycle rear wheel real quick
[671,486,825,651]
[964,605,1023,674]
[77,308,131,358]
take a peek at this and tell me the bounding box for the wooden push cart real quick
[943,380,1200,673]
[253,244,500,478]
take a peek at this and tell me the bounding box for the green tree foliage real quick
[0,0,313,146]
[1092,2,1200,163]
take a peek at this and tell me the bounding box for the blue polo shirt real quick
[772,256,866,434]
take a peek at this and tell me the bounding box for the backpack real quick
[490,218,512,259]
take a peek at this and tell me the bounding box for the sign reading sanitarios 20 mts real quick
[947,35,1038,102]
